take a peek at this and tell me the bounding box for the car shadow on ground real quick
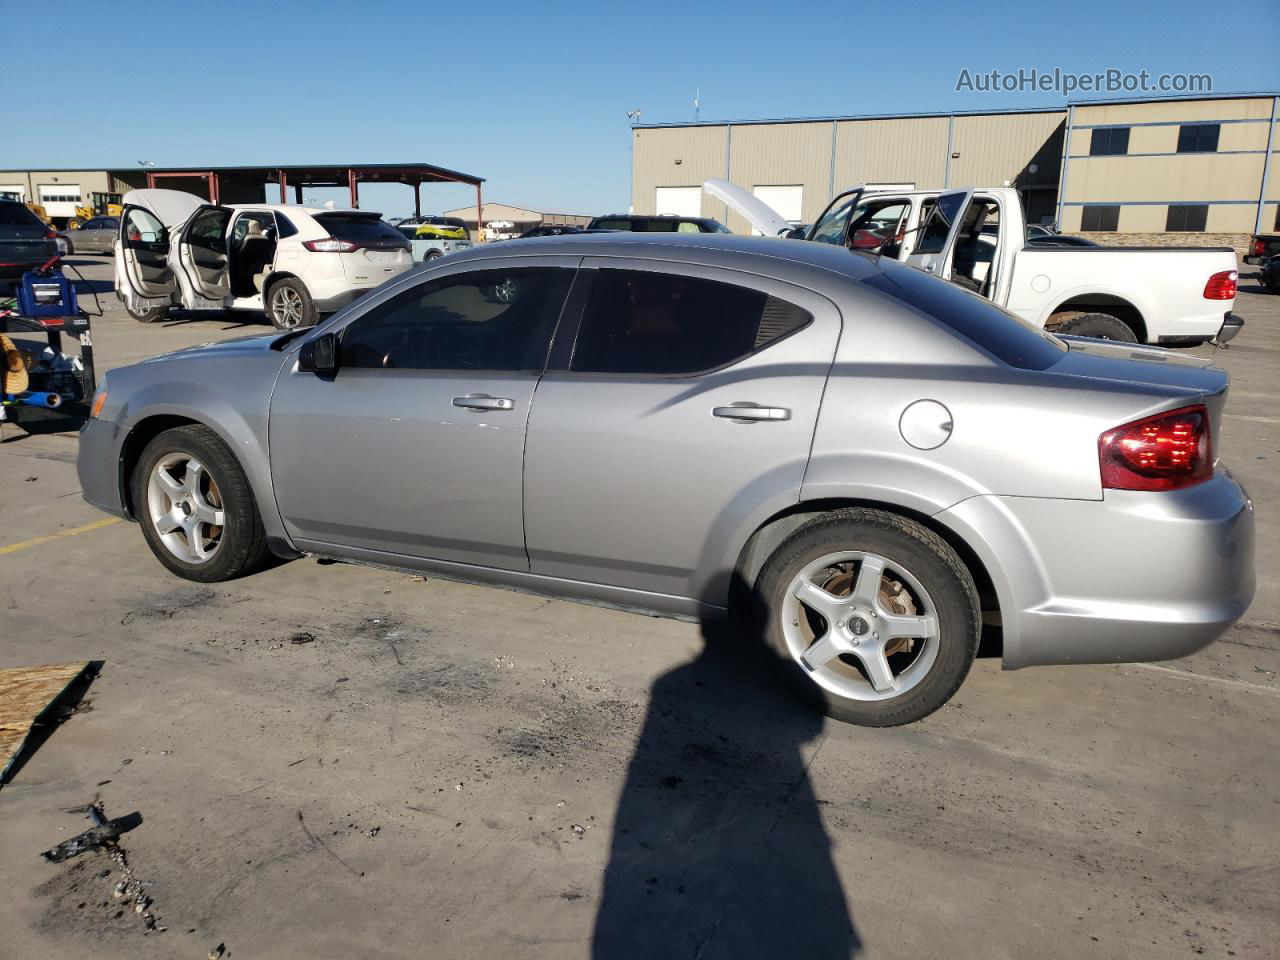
[592,602,862,958]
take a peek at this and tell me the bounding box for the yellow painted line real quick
[0,517,122,557]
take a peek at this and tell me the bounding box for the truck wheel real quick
[1056,312,1138,342]
[753,508,981,726]
[133,425,270,582]
[423,249,443,262]
[267,278,317,330]
[127,303,170,323]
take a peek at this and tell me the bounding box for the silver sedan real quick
[69,216,120,254]
[76,233,1255,725]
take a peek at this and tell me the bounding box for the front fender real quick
[115,378,289,546]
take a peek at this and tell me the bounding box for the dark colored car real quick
[0,199,58,282]
[520,225,585,238]
[588,214,732,234]
[1244,232,1280,266]
[1260,256,1280,295]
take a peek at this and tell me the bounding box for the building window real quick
[1176,123,1220,153]
[1165,204,1209,232]
[1089,127,1130,156]
[1080,205,1120,232]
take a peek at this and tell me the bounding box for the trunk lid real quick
[1054,336,1230,437]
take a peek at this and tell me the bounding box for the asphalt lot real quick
[1,255,1277,959]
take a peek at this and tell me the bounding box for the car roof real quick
[592,213,718,222]
[445,231,886,285]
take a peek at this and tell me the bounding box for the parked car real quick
[77,233,1254,726]
[520,225,584,238]
[1243,231,1280,265]
[114,189,413,329]
[69,216,120,254]
[588,214,732,234]
[395,216,473,262]
[0,198,58,282]
[54,232,74,256]
[709,179,1244,347]
[1260,256,1280,294]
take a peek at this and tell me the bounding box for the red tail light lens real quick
[1099,404,1212,491]
[303,237,359,252]
[1253,239,1267,257]
[1202,270,1237,300]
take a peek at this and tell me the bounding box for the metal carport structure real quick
[110,162,485,231]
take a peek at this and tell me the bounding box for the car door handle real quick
[452,394,514,411]
[712,403,791,422]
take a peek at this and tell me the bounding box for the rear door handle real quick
[452,394,514,411]
[712,403,792,422]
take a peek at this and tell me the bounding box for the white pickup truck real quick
[707,180,1243,346]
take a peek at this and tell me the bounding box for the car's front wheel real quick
[755,508,980,726]
[267,278,317,330]
[134,425,270,582]
[423,249,443,262]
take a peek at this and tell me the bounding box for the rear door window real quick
[569,269,811,375]
[314,214,407,249]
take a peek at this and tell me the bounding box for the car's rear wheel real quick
[1056,312,1138,342]
[423,249,443,262]
[755,508,980,726]
[134,425,270,582]
[267,278,317,330]
[127,303,169,323]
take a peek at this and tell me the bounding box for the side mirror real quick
[298,332,338,375]
[783,226,808,240]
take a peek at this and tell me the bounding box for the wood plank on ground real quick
[0,662,91,784]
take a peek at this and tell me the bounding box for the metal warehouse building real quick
[632,92,1279,250]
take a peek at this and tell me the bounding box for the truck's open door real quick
[903,190,974,278]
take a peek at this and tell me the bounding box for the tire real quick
[753,508,980,726]
[127,303,169,323]
[423,249,443,262]
[133,425,270,583]
[266,277,317,330]
[1056,312,1138,343]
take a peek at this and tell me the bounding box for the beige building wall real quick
[950,111,1065,186]
[632,125,728,219]
[0,170,117,205]
[1062,95,1278,243]
[833,116,948,190]
[723,122,835,233]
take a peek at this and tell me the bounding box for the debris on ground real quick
[209,943,227,959]
[289,632,316,645]
[41,802,164,932]
[39,803,140,863]
[571,823,586,837]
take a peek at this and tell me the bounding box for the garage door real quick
[37,184,82,218]
[654,186,701,218]
[751,185,803,234]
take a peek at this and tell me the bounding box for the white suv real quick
[115,189,413,329]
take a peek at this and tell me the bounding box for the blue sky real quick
[1,0,1276,217]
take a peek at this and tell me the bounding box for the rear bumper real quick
[936,470,1255,669]
[1215,313,1245,344]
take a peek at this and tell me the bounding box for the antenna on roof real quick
[694,87,700,122]
[626,109,643,124]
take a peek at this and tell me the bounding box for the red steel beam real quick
[279,169,287,204]
[348,168,359,208]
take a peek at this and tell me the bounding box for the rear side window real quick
[314,214,407,247]
[274,212,298,238]
[570,269,811,375]
[862,266,1066,371]
[0,202,44,227]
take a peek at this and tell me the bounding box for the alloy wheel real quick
[146,453,226,564]
[272,287,305,328]
[780,551,940,701]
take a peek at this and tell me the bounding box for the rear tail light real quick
[1251,239,1266,257]
[1099,404,1212,491]
[1203,270,1237,300]
[303,237,359,252]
